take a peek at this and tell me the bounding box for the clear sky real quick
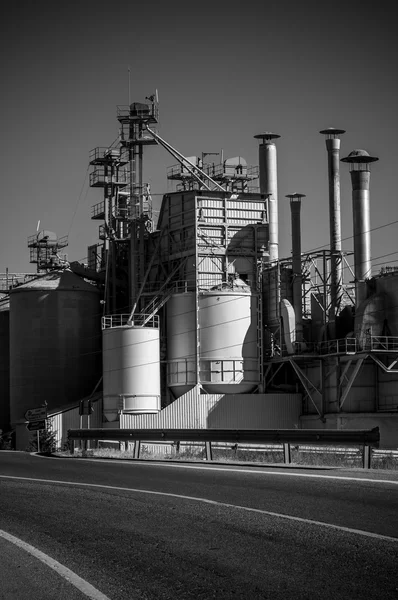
[0,0,397,277]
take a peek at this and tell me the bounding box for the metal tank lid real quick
[341,149,379,163]
[9,269,99,293]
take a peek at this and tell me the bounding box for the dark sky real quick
[0,0,396,274]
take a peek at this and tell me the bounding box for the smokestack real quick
[341,149,379,307]
[254,132,280,263]
[286,194,306,343]
[320,127,345,335]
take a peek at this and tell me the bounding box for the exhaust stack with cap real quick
[320,127,345,334]
[254,132,280,263]
[341,149,379,307]
[286,193,306,343]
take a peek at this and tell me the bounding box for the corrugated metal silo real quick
[102,316,161,421]
[9,270,101,448]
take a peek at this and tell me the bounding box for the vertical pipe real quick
[254,132,280,264]
[287,194,306,343]
[129,118,139,309]
[255,133,281,348]
[341,151,379,307]
[351,170,372,301]
[138,140,145,301]
[320,128,345,335]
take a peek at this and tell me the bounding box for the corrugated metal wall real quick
[120,387,302,430]
[206,394,302,429]
[120,387,216,429]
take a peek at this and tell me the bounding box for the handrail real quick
[67,427,379,468]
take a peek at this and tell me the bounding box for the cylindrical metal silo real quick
[198,282,260,394]
[0,297,10,434]
[166,281,260,396]
[10,270,101,449]
[102,315,161,421]
[166,293,197,399]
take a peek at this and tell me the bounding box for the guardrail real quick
[67,427,380,469]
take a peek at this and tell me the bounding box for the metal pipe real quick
[341,150,379,306]
[286,194,306,343]
[254,132,280,264]
[129,138,138,307]
[145,125,225,192]
[320,128,345,333]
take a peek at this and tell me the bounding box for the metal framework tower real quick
[117,102,159,307]
[27,230,68,272]
[88,97,159,312]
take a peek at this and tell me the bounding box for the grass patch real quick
[57,442,398,470]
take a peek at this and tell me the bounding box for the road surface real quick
[0,452,397,599]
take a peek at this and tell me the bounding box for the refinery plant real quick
[1,96,398,451]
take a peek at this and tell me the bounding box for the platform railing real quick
[67,427,380,469]
[318,338,357,355]
[102,314,159,329]
[369,336,398,352]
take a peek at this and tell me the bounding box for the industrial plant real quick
[1,97,398,451]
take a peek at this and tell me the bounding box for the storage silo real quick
[0,297,10,435]
[102,316,161,421]
[166,279,260,397]
[9,270,101,449]
[199,283,260,393]
[167,293,197,398]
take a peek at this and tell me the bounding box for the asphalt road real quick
[0,452,397,600]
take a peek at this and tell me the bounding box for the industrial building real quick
[1,97,397,450]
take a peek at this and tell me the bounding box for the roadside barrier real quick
[67,427,380,469]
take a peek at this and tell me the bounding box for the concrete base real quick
[300,412,398,449]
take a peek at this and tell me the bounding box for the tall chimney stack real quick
[320,127,345,336]
[254,132,280,263]
[341,149,379,307]
[286,193,306,343]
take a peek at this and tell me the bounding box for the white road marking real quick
[0,528,111,600]
[59,456,398,486]
[1,475,397,543]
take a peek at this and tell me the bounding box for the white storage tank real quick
[166,279,260,397]
[102,314,161,421]
[199,282,260,394]
[166,293,197,398]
